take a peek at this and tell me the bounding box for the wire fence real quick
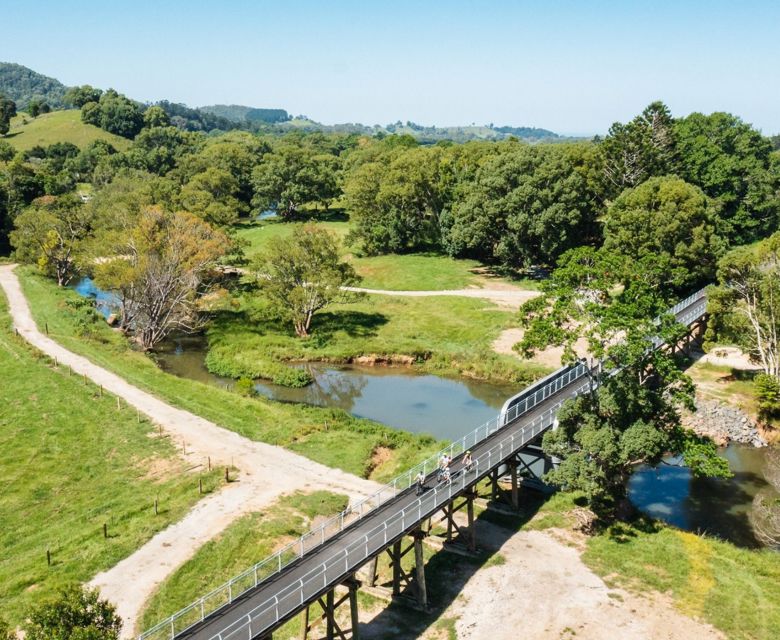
[138,287,709,640]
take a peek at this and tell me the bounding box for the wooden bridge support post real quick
[466,490,476,552]
[361,556,378,587]
[300,577,361,640]
[391,540,402,596]
[509,460,519,510]
[413,529,428,610]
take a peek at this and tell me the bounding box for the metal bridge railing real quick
[212,380,593,640]
[138,287,709,640]
[138,362,590,640]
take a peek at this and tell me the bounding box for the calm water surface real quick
[628,446,778,547]
[156,336,516,439]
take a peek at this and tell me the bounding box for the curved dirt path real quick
[0,265,380,637]
[343,286,539,309]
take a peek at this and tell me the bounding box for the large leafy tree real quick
[92,206,228,349]
[442,143,603,268]
[706,231,780,378]
[63,84,103,108]
[253,225,360,337]
[180,166,244,226]
[251,145,339,217]
[344,145,453,254]
[518,247,729,513]
[10,194,93,285]
[81,90,144,139]
[24,584,121,640]
[674,111,779,245]
[603,176,723,291]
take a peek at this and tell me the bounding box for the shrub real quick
[755,373,780,420]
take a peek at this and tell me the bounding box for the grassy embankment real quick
[215,218,548,386]
[0,288,218,625]
[17,267,441,480]
[584,521,780,640]
[139,491,349,635]
[4,110,131,151]
[206,293,547,387]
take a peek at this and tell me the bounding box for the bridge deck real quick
[167,292,707,640]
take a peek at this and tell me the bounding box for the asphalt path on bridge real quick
[173,294,707,640]
[175,376,585,640]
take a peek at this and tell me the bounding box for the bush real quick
[755,373,780,420]
[24,585,121,640]
[235,377,256,396]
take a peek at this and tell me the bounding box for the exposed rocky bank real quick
[685,398,767,447]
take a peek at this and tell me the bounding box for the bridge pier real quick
[436,490,477,551]
[300,577,361,640]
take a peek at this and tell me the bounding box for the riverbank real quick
[15,267,442,481]
[204,289,549,388]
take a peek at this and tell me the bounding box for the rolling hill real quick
[0,62,68,108]
[5,110,131,151]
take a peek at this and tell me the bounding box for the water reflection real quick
[155,337,517,438]
[72,277,119,319]
[629,446,779,548]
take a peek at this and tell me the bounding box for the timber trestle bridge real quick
[140,290,708,640]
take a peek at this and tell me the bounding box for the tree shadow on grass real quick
[313,310,389,340]
[357,489,549,639]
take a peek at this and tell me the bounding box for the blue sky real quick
[3,0,778,135]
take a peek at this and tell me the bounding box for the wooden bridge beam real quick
[300,577,361,640]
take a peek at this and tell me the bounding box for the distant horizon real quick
[3,1,779,136]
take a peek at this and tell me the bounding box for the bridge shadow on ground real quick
[355,487,551,639]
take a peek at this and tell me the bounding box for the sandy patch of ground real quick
[448,527,723,640]
[0,265,380,637]
[695,345,761,371]
[492,327,589,369]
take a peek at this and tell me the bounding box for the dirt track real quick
[0,265,380,637]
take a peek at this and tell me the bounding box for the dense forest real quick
[1,96,778,286]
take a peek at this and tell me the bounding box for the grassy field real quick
[4,110,131,151]
[139,491,349,635]
[584,522,780,640]
[0,289,216,625]
[205,292,549,386]
[17,267,442,481]
[234,218,539,291]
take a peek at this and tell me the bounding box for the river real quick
[73,277,778,548]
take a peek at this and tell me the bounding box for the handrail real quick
[138,287,708,640]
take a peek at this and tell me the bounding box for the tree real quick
[675,111,779,245]
[251,145,339,217]
[63,85,103,108]
[10,194,93,286]
[601,101,677,197]
[518,248,729,513]
[707,232,780,377]
[442,143,603,267]
[180,167,243,226]
[27,99,42,118]
[0,94,17,136]
[345,145,453,254]
[92,206,228,349]
[603,176,723,291]
[24,584,121,640]
[142,105,170,129]
[253,225,361,337]
[0,140,14,162]
[81,90,144,139]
